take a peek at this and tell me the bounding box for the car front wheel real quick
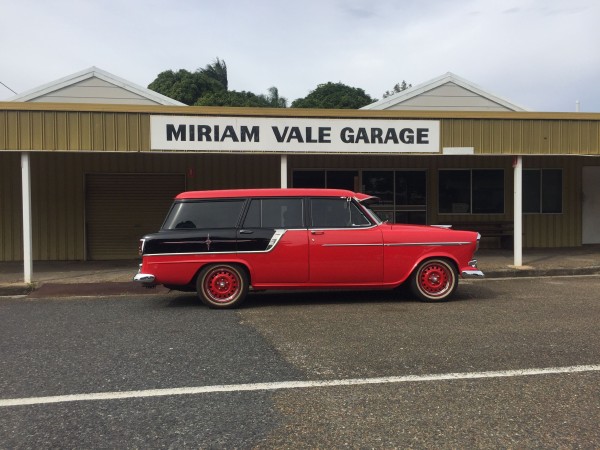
[197,264,248,308]
[410,258,457,302]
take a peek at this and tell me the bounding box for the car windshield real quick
[361,204,383,224]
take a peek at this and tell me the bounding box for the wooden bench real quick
[450,221,514,249]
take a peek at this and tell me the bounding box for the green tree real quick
[148,68,225,105]
[196,90,274,107]
[265,86,287,108]
[195,86,288,108]
[201,58,228,90]
[291,82,376,109]
[382,80,412,98]
[149,59,287,107]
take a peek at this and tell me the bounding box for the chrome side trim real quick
[384,242,471,247]
[266,229,286,251]
[308,225,378,231]
[133,273,156,283]
[143,251,236,257]
[322,243,383,247]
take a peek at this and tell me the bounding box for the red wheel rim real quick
[204,268,240,303]
[418,262,452,297]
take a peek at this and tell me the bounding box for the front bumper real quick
[461,259,485,278]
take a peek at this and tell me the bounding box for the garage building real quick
[1,68,599,282]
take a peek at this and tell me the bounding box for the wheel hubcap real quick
[419,263,451,297]
[205,269,240,303]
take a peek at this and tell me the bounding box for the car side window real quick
[162,200,246,230]
[243,198,304,229]
[310,198,372,228]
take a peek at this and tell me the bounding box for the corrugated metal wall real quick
[0,110,150,152]
[2,107,600,155]
[440,119,600,155]
[0,153,22,260]
[0,152,280,261]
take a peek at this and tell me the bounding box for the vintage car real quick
[134,188,483,308]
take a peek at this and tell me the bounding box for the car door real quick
[237,197,309,284]
[308,197,383,284]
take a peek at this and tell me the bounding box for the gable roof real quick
[362,72,528,111]
[7,66,185,105]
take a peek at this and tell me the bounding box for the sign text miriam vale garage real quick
[150,116,440,153]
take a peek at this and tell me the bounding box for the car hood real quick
[384,223,479,241]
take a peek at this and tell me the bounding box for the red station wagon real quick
[134,188,483,308]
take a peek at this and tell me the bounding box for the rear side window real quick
[243,198,304,229]
[162,200,246,230]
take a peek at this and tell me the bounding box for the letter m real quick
[166,124,186,141]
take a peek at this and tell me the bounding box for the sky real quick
[1,0,599,112]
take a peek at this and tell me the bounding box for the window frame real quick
[438,168,505,215]
[523,169,563,214]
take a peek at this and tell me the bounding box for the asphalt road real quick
[1,276,599,449]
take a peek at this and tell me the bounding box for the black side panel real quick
[143,229,238,254]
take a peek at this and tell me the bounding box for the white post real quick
[21,152,33,283]
[513,155,523,267]
[280,154,288,188]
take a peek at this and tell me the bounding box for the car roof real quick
[175,188,373,201]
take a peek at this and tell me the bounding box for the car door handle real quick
[239,229,254,234]
[311,230,325,235]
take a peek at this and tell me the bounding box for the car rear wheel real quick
[197,264,248,309]
[410,258,457,302]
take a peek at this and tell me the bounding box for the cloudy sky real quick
[1,0,599,111]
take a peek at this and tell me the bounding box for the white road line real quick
[1,364,599,408]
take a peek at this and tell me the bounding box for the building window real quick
[294,169,427,224]
[439,169,504,214]
[292,170,358,190]
[523,169,562,213]
[362,170,427,224]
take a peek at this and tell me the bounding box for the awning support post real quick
[21,152,33,283]
[513,155,523,267]
[280,155,288,188]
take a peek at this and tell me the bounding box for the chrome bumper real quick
[133,273,156,283]
[461,259,485,278]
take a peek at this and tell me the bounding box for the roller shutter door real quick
[86,174,185,260]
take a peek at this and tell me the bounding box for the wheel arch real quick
[408,253,459,281]
[190,259,253,287]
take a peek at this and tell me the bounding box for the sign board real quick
[150,116,440,153]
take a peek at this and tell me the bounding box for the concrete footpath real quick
[1,246,599,298]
